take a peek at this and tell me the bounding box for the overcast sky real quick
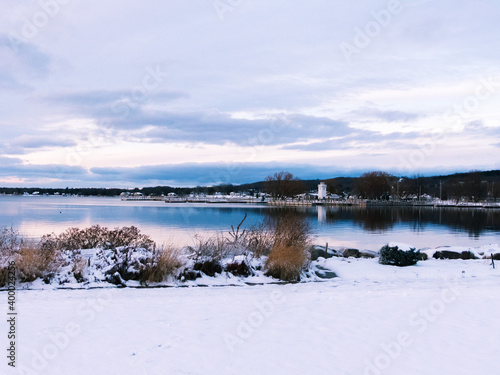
[1,0,499,187]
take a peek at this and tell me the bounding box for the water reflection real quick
[318,206,499,238]
[0,196,499,250]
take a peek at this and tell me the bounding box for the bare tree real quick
[356,171,394,200]
[265,171,306,199]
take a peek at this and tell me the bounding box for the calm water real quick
[1,196,499,250]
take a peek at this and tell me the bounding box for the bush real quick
[39,225,155,252]
[225,260,253,277]
[0,227,22,287]
[264,215,312,281]
[0,227,21,255]
[193,260,223,277]
[379,245,420,267]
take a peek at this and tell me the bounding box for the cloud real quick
[45,89,188,118]
[352,107,421,123]
[89,162,366,186]
[0,159,88,183]
[120,112,352,147]
[9,135,77,149]
[0,33,51,80]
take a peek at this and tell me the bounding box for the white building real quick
[318,182,327,200]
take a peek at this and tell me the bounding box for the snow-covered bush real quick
[225,260,253,277]
[92,244,185,285]
[379,245,420,267]
[193,259,223,276]
[0,227,22,287]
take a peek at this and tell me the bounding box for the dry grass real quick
[15,241,63,283]
[265,243,310,282]
[264,215,312,281]
[140,245,185,284]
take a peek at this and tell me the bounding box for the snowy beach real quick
[3,255,499,375]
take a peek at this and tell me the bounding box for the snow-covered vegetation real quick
[1,221,499,289]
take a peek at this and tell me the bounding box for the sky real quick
[1,0,500,188]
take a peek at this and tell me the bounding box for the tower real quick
[318,182,327,200]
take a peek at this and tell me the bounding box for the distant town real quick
[1,170,500,207]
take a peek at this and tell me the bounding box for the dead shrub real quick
[245,222,274,258]
[0,227,21,255]
[39,225,155,251]
[104,226,155,250]
[188,233,231,262]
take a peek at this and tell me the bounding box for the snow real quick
[2,253,499,375]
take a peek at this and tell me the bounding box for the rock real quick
[343,249,360,258]
[106,272,126,286]
[225,261,253,277]
[178,270,201,281]
[310,246,337,260]
[193,260,223,277]
[313,265,337,279]
[433,250,477,260]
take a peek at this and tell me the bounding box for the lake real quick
[1,196,499,251]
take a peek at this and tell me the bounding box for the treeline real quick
[1,170,500,201]
[260,170,500,202]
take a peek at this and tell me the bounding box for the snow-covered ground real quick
[2,256,499,375]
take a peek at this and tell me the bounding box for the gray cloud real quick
[89,162,366,186]
[0,33,51,80]
[118,112,350,147]
[352,107,421,123]
[9,135,77,149]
